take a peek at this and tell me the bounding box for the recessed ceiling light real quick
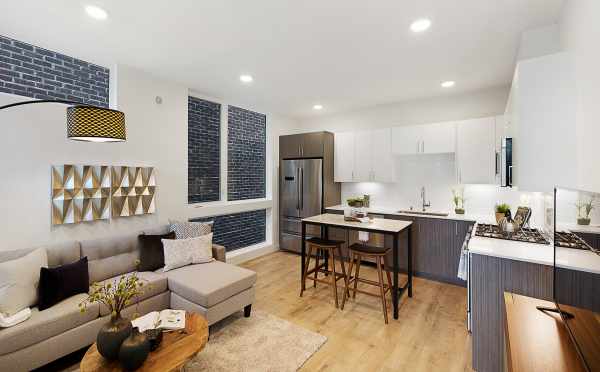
[239,75,253,83]
[313,104,323,110]
[410,18,431,33]
[85,5,108,20]
[441,81,456,88]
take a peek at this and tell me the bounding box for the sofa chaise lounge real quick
[0,225,256,371]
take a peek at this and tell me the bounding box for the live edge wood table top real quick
[80,313,209,372]
[503,292,586,372]
[302,213,412,233]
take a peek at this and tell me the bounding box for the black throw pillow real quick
[138,231,176,272]
[38,257,89,311]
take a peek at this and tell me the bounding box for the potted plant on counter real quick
[452,188,465,215]
[575,196,595,225]
[495,203,511,224]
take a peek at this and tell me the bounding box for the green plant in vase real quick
[79,270,146,360]
[495,203,511,224]
[452,188,465,214]
[575,196,595,226]
[346,197,364,208]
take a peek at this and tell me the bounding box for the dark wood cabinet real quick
[279,132,325,159]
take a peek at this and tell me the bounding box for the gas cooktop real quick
[554,231,594,251]
[475,223,550,245]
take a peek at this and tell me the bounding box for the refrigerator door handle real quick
[296,168,300,210]
[300,167,304,211]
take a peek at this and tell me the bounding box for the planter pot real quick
[119,327,150,371]
[577,218,591,226]
[495,212,506,225]
[97,313,132,360]
[455,208,465,215]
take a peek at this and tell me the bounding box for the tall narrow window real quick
[188,96,221,203]
[227,106,266,201]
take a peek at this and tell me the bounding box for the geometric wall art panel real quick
[51,165,111,225]
[111,166,156,218]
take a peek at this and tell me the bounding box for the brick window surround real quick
[0,35,109,107]
[188,96,221,203]
[191,209,266,252]
[227,105,266,201]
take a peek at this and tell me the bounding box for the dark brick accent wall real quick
[188,96,221,203]
[0,35,109,107]
[227,106,266,201]
[191,209,266,251]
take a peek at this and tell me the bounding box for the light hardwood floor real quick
[240,251,473,372]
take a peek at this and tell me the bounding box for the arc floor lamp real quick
[0,99,126,142]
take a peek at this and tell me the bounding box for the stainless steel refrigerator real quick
[279,159,323,253]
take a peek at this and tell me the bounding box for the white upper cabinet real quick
[456,117,495,184]
[421,122,456,154]
[371,128,395,182]
[392,122,455,155]
[334,129,395,183]
[391,125,422,155]
[353,130,373,182]
[509,52,577,192]
[334,131,355,182]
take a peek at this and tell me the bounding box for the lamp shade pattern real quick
[66,106,126,142]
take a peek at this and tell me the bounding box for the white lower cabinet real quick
[456,117,495,184]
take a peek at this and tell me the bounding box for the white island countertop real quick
[325,205,494,223]
[468,229,600,275]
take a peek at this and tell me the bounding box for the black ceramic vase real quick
[97,313,132,360]
[119,327,151,371]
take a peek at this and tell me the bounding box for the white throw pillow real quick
[162,233,214,272]
[169,220,212,239]
[0,248,48,316]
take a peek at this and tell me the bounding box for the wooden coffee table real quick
[80,312,208,372]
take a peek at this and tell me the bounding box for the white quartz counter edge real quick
[326,205,494,223]
[468,234,600,275]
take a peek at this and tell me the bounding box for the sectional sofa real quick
[0,225,257,371]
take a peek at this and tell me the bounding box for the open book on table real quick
[131,309,186,332]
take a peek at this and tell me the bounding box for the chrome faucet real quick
[421,186,431,211]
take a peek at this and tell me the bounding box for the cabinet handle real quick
[422,140,425,153]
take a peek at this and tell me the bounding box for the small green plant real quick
[452,188,464,209]
[79,270,145,317]
[347,197,364,208]
[495,203,511,214]
[575,196,595,219]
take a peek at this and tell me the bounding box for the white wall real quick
[0,64,298,251]
[517,24,562,61]
[560,0,600,192]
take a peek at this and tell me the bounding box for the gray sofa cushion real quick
[165,261,256,308]
[81,234,140,284]
[0,294,100,355]
[92,271,168,316]
[0,241,80,267]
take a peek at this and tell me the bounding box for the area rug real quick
[183,310,327,372]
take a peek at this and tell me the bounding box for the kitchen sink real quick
[396,210,449,217]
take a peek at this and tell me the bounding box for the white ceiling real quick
[0,0,563,118]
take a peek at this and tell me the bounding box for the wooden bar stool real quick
[300,237,349,308]
[341,243,393,324]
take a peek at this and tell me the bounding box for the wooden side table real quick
[81,312,208,372]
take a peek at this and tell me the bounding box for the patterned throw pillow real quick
[162,233,214,272]
[169,220,212,239]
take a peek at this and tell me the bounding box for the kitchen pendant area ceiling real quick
[0,0,563,117]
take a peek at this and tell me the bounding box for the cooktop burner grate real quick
[554,231,594,251]
[474,223,550,245]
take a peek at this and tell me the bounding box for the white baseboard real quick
[226,242,279,265]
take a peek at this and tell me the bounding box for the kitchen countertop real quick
[326,204,494,223]
[468,226,600,275]
[302,213,412,233]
